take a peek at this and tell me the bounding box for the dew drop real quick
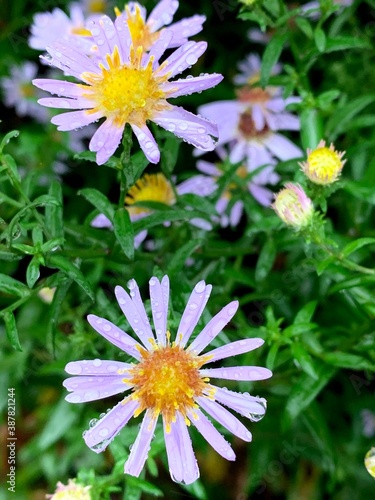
[93,359,102,367]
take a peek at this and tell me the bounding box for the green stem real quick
[118,124,134,208]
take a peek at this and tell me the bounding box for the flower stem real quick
[118,124,134,208]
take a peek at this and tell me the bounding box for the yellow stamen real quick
[300,140,346,185]
[125,173,176,217]
[80,45,170,127]
[70,26,92,37]
[126,343,209,431]
[124,4,161,50]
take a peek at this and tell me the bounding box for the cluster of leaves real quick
[1,0,375,499]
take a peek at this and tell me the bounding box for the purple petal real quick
[200,365,272,381]
[87,16,120,61]
[154,106,218,151]
[38,96,93,109]
[147,29,174,68]
[114,286,155,350]
[163,412,199,484]
[177,175,217,197]
[187,408,235,461]
[149,276,169,346]
[64,375,130,403]
[84,398,139,453]
[187,301,239,355]
[166,15,206,48]
[229,200,243,227]
[249,184,274,207]
[210,385,267,421]
[247,144,274,172]
[178,281,212,347]
[197,397,252,442]
[65,359,132,375]
[252,104,266,131]
[33,79,85,98]
[263,133,302,161]
[131,123,160,163]
[45,41,98,80]
[89,119,124,165]
[91,213,113,228]
[157,41,207,79]
[229,140,246,163]
[148,0,179,31]
[203,338,264,364]
[196,160,221,177]
[50,109,102,131]
[124,410,158,476]
[270,112,300,131]
[162,73,223,99]
[87,314,143,360]
[127,278,154,339]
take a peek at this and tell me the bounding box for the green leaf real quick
[316,90,341,109]
[1,153,21,184]
[284,322,317,337]
[294,301,318,324]
[314,28,326,52]
[292,343,319,379]
[161,134,180,175]
[344,181,375,204]
[0,274,29,297]
[260,31,288,87]
[283,363,336,429]
[26,256,40,288]
[132,151,150,182]
[79,187,115,222]
[36,398,77,450]
[295,16,313,38]
[325,36,370,53]
[45,181,64,240]
[329,275,375,294]
[46,275,73,354]
[133,209,205,233]
[167,239,202,277]
[326,95,375,140]
[300,108,324,150]
[342,237,375,257]
[41,238,64,253]
[0,130,19,154]
[46,255,94,300]
[125,476,163,497]
[322,351,374,370]
[113,208,134,260]
[32,226,43,246]
[74,150,119,169]
[265,343,279,371]
[316,255,336,275]
[178,193,217,217]
[3,311,22,351]
[255,237,276,282]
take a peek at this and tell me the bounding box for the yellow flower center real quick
[124,339,211,431]
[115,4,161,50]
[81,45,169,127]
[48,480,91,500]
[70,26,92,37]
[20,82,36,98]
[125,173,176,217]
[306,146,343,184]
[87,0,107,13]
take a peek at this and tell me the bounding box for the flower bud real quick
[272,183,314,228]
[46,479,91,500]
[300,140,346,185]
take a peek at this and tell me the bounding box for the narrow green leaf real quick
[342,237,375,257]
[161,134,180,175]
[265,343,279,371]
[3,311,22,351]
[300,108,324,150]
[74,150,119,169]
[326,95,375,139]
[325,36,370,53]
[45,181,64,239]
[329,275,375,294]
[41,238,64,253]
[132,151,150,182]
[167,239,202,277]
[0,130,19,154]
[284,322,317,337]
[26,256,41,288]
[294,301,318,324]
[2,153,21,184]
[283,363,336,429]
[178,193,217,217]
[322,351,374,370]
[46,274,73,354]
[292,343,319,379]
[255,237,276,282]
[295,16,313,38]
[260,32,288,87]
[113,208,134,260]
[314,27,326,52]
[46,255,94,300]
[125,476,163,497]
[79,188,115,222]
[0,274,29,297]
[133,209,205,233]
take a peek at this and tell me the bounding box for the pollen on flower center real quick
[125,340,209,430]
[307,147,342,179]
[81,45,168,126]
[125,173,176,217]
[238,110,269,139]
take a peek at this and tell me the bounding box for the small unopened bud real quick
[300,140,346,185]
[365,448,375,478]
[46,479,91,499]
[272,183,314,228]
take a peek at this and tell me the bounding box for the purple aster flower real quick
[301,0,353,19]
[233,53,281,86]
[91,172,215,242]
[32,15,222,166]
[118,0,206,50]
[29,3,101,53]
[63,276,271,484]
[0,61,50,123]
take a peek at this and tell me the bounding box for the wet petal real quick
[131,123,160,163]
[178,281,212,347]
[210,385,267,421]
[166,15,206,48]
[50,109,102,131]
[200,365,272,381]
[64,375,130,403]
[84,398,139,453]
[33,79,86,98]
[87,314,143,360]
[149,275,169,346]
[163,412,199,484]
[157,41,207,79]
[89,119,124,165]
[114,286,155,350]
[148,0,179,31]
[38,96,93,109]
[162,73,223,99]
[188,301,239,354]
[187,408,236,461]
[65,359,132,376]
[124,410,158,476]
[197,397,252,442]
[203,338,264,364]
